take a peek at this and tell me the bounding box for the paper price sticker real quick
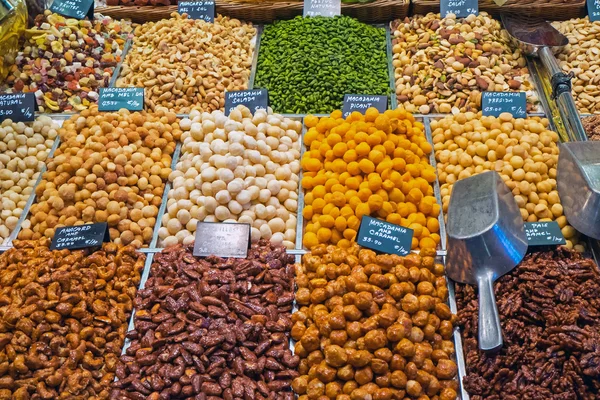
[178,1,215,22]
[50,0,94,20]
[98,88,144,112]
[50,222,110,250]
[481,91,527,118]
[524,221,566,246]
[193,222,251,258]
[441,0,478,18]
[0,93,36,122]
[304,0,341,17]
[224,89,268,116]
[357,216,414,256]
[342,94,388,118]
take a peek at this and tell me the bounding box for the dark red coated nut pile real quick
[111,240,299,400]
[0,238,144,399]
[456,248,600,399]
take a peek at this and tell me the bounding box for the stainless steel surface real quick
[386,23,398,110]
[501,14,567,58]
[557,141,600,240]
[446,170,528,352]
[248,26,263,90]
[556,91,588,142]
[295,118,307,251]
[109,37,132,88]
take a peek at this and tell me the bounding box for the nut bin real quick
[116,13,256,114]
[112,240,298,399]
[3,11,132,112]
[391,13,538,114]
[18,107,181,247]
[158,106,301,249]
[0,238,144,399]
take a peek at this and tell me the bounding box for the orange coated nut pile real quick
[301,108,441,251]
[292,243,459,400]
[18,107,181,247]
[0,238,144,399]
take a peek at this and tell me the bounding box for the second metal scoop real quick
[446,171,528,352]
[557,141,600,240]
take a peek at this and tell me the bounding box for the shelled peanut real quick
[0,116,58,243]
[18,107,180,247]
[292,243,458,400]
[552,18,600,114]
[117,14,255,114]
[391,13,538,114]
[301,108,441,251]
[159,106,301,249]
[3,11,131,112]
[432,112,582,250]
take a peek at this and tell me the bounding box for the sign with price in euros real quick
[225,89,268,116]
[50,0,94,20]
[98,88,144,112]
[481,91,526,118]
[524,221,566,246]
[342,95,388,119]
[357,216,414,256]
[0,93,36,123]
[440,0,478,18]
[304,0,340,17]
[588,0,600,21]
[50,222,110,251]
[178,1,215,22]
[193,222,251,258]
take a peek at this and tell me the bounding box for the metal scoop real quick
[557,141,600,240]
[501,14,587,142]
[446,171,528,352]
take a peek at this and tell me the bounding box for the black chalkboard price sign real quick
[588,0,600,21]
[50,0,94,20]
[481,91,526,118]
[193,222,251,258]
[357,216,414,256]
[178,1,215,22]
[342,94,388,118]
[0,93,36,122]
[303,0,340,17]
[524,221,566,246]
[98,88,144,112]
[50,222,110,251]
[440,0,478,17]
[225,89,268,116]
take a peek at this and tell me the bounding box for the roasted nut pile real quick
[0,238,144,399]
[456,249,600,399]
[292,244,458,400]
[112,240,298,399]
[117,14,256,114]
[3,11,131,112]
[18,107,180,247]
[159,106,300,249]
[432,112,582,250]
[255,16,390,114]
[392,13,537,114]
[0,117,58,243]
[553,18,600,114]
[302,109,441,251]
[582,115,600,140]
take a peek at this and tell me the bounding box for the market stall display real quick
[0,238,144,399]
[112,240,297,399]
[158,106,301,249]
[255,16,390,114]
[432,112,583,250]
[391,13,538,114]
[582,114,600,140]
[116,14,256,114]
[17,107,181,247]
[292,243,458,400]
[456,248,600,398]
[301,108,441,251]
[2,11,132,112]
[0,116,58,243]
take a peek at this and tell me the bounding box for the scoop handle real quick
[477,272,503,352]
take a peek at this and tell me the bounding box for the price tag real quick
[524,221,566,246]
[588,0,600,21]
[178,1,215,22]
[0,93,36,122]
[193,222,251,258]
[50,0,93,20]
[357,216,414,256]
[440,0,478,17]
[342,94,388,119]
[225,89,268,116]
[98,88,144,112]
[303,0,340,17]
[50,222,110,251]
[481,92,526,118]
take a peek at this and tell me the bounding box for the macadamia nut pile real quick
[159,105,301,249]
[19,107,181,247]
[0,116,58,243]
[117,14,256,113]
